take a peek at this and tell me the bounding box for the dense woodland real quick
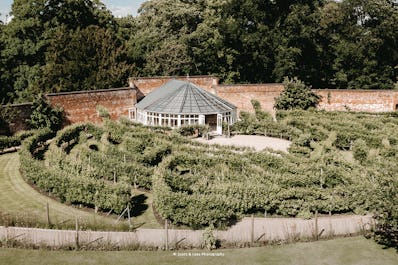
[0,0,397,104]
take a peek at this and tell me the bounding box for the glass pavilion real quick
[129,80,237,134]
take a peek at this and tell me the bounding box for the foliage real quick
[26,95,63,132]
[274,77,321,110]
[352,139,368,163]
[0,136,20,151]
[202,225,217,250]
[17,109,398,242]
[1,0,397,104]
[177,124,209,137]
[232,101,300,140]
[150,110,398,228]
[373,179,398,250]
[251,100,273,121]
[39,25,134,93]
[0,130,35,151]
[19,128,131,214]
[96,105,110,119]
[0,104,21,136]
[0,0,123,103]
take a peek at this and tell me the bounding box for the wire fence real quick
[0,214,373,250]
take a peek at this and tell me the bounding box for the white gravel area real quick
[194,135,291,152]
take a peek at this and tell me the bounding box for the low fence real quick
[0,215,373,249]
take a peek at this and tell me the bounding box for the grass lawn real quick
[130,188,162,229]
[0,153,161,229]
[0,237,397,265]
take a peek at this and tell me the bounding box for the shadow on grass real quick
[131,194,149,217]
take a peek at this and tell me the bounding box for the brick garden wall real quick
[46,88,136,125]
[315,89,398,112]
[215,86,398,114]
[128,76,398,114]
[215,84,284,113]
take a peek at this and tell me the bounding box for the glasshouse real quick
[131,80,237,134]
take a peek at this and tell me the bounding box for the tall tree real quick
[128,0,205,76]
[271,1,325,86]
[316,0,397,89]
[1,0,47,102]
[0,0,119,103]
[194,0,272,82]
[40,25,134,92]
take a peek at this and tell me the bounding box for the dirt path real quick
[194,135,291,152]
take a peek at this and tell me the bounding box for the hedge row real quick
[19,130,131,214]
[54,122,103,148]
[153,156,241,229]
[152,148,374,228]
[231,111,301,140]
[0,130,36,151]
[46,122,174,190]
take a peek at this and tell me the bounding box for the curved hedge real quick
[19,129,131,214]
[54,122,104,148]
[0,130,36,151]
[153,156,241,228]
[152,148,372,228]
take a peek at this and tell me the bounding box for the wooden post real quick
[165,219,169,251]
[127,205,132,231]
[5,228,8,247]
[251,214,254,245]
[46,202,51,226]
[75,217,79,250]
[315,210,319,241]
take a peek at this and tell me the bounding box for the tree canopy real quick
[0,0,397,104]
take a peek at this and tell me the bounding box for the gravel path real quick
[194,135,291,152]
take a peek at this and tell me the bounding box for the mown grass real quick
[0,237,397,265]
[0,153,161,229]
[130,188,162,229]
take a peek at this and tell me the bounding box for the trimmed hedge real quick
[0,130,36,151]
[19,129,131,214]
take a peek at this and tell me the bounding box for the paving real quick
[194,135,291,152]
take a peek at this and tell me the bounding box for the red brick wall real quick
[216,86,398,114]
[315,89,398,112]
[128,75,398,113]
[129,75,219,100]
[47,88,136,125]
[215,84,284,113]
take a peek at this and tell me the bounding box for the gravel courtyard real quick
[194,135,291,152]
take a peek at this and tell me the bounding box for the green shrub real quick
[177,124,209,137]
[27,95,64,132]
[0,130,36,151]
[352,139,368,163]
[0,136,20,151]
[20,129,131,214]
[274,77,321,110]
[202,225,217,250]
[96,105,110,119]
